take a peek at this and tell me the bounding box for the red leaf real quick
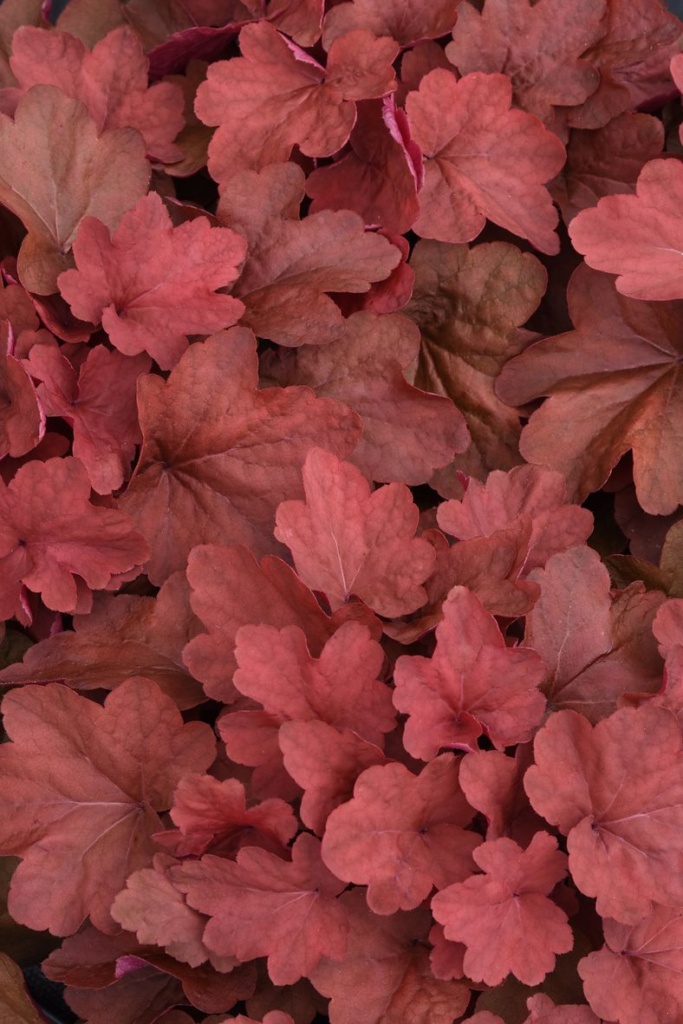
[275,448,435,617]
[523,546,664,721]
[393,585,546,757]
[0,678,215,934]
[25,343,150,493]
[569,158,683,299]
[217,162,402,347]
[406,71,566,254]
[308,888,470,1024]
[9,25,185,161]
[119,330,361,583]
[58,192,246,369]
[196,21,397,181]
[496,263,683,514]
[578,904,683,1024]
[321,755,479,914]
[0,85,150,294]
[0,456,149,620]
[233,621,395,745]
[431,832,572,986]
[524,706,683,923]
[459,747,545,845]
[262,310,469,485]
[172,833,348,984]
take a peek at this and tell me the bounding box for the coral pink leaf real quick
[393,585,546,757]
[0,85,150,294]
[196,21,397,182]
[321,755,479,914]
[578,904,683,1024]
[307,888,470,1024]
[233,621,395,744]
[162,774,297,859]
[120,330,361,583]
[569,158,683,300]
[0,456,149,620]
[218,162,402,347]
[431,832,572,986]
[275,448,435,617]
[25,343,151,494]
[437,465,593,573]
[278,719,386,834]
[9,25,185,162]
[0,678,215,935]
[524,706,683,923]
[58,192,247,370]
[172,833,348,985]
[183,543,377,703]
[406,70,566,254]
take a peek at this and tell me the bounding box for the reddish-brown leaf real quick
[0,320,43,459]
[306,98,422,236]
[0,572,206,709]
[406,71,566,254]
[445,0,605,128]
[405,239,547,480]
[0,85,150,294]
[522,546,664,722]
[578,905,683,1024]
[261,310,469,485]
[0,678,215,934]
[550,112,664,225]
[308,888,470,1024]
[233,621,395,745]
[120,330,361,583]
[322,0,460,48]
[497,263,683,514]
[275,448,435,617]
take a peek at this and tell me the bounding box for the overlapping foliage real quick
[1,1,683,1022]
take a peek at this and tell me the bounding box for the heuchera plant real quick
[2,1,683,1023]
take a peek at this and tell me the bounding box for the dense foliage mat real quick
[1,1,683,1022]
